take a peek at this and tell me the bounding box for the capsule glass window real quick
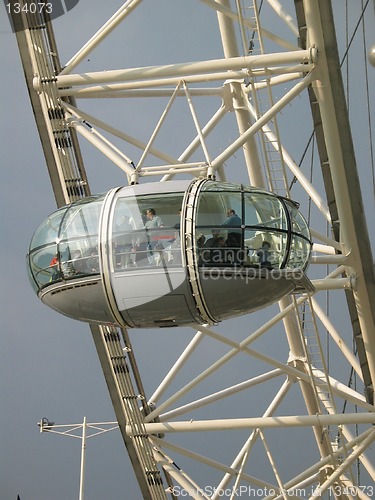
[110,193,184,271]
[27,196,104,291]
[195,182,311,270]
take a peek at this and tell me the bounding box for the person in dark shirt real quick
[257,240,272,269]
[223,209,242,263]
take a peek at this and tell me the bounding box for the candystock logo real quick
[4,1,80,32]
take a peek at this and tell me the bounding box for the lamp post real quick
[38,417,118,500]
[79,416,87,500]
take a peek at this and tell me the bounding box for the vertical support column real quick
[303,0,375,399]
[279,295,333,460]
[216,0,265,188]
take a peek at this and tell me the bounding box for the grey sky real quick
[1,1,374,499]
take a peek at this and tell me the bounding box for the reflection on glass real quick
[244,230,286,268]
[29,208,65,251]
[287,235,311,268]
[285,201,310,239]
[196,186,311,271]
[196,192,242,228]
[111,193,184,270]
[245,193,287,230]
[27,182,312,292]
[28,196,104,290]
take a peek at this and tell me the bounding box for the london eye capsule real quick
[27,179,313,328]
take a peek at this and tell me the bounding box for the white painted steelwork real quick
[136,413,375,434]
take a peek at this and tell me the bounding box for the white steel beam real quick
[144,298,311,422]
[211,70,315,171]
[310,297,363,378]
[63,102,181,166]
[217,0,264,187]
[311,277,354,291]
[60,0,144,76]
[309,429,375,499]
[136,83,182,171]
[145,341,372,425]
[159,369,284,420]
[67,118,136,178]
[215,378,293,495]
[150,436,278,491]
[303,0,375,400]
[266,0,299,37]
[310,229,343,251]
[54,50,313,88]
[135,413,375,435]
[200,0,299,51]
[153,447,211,500]
[149,331,205,404]
[58,65,312,98]
[247,103,331,221]
[270,427,375,499]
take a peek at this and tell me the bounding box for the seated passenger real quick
[61,259,76,278]
[201,230,221,265]
[72,250,86,274]
[49,253,61,281]
[197,234,206,248]
[257,240,273,269]
[210,236,227,265]
[86,248,100,273]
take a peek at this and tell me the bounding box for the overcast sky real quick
[1,2,374,499]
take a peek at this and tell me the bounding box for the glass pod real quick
[27,179,312,328]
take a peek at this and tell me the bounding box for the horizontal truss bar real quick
[135,413,375,435]
[53,50,315,88]
[58,65,311,97]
